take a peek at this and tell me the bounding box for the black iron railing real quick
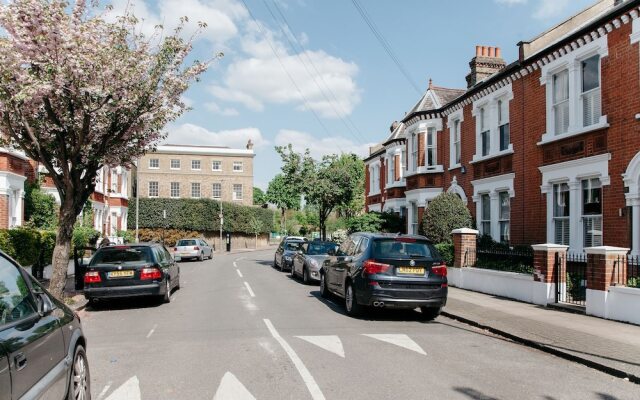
[464,247,534,274]
[620,255,640,288]
[557,252,587,306]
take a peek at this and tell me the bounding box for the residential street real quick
[80,249,638,400]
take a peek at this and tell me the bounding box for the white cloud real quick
[210,23,361,119]
[533,0,571,19]
[274,129,374,159]
[204,102,240,116]
[494,0,527,5]
[164,123,268,149]
[104,0,246,44]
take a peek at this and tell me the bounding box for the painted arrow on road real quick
[213,372,257,400]
[362,334,427,355]
[104,376,141,400]
[295,335,345,358]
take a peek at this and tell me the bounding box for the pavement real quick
[443,287,640,383]
[76,249,638,399]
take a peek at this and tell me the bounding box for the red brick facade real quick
[365,2,640,252]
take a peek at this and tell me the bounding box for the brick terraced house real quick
[365,0,640,255]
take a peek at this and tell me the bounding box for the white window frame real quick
[191,160,201,171]
[191,182,201,198]
[480,193,491,237]
[471,84,514,163]
[447,108,464,169]
[539,35,608,145]
[498,99,510,152]
[170,182,180,198]
[368,161,381,195]
[170,159,181,170]
[233,161,243,172]
[212,183,222,199]
[149,158,159,169]
[212,160,222,171]
[498,191,510,244]
[471,173,515,242]
[426,127,437,167]
[148,181,159,198]
[553,182,571,246]
[389,156,395,184]
[410,133,418,172]
[581,177,603,248]
[539,153,611,253]
[580,55,601,128]
[233,184,243,201]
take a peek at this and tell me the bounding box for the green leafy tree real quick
[335,155,365,219]
[248,216,264,248]
[24,180,57,229]
[266,174,300,234]
[346,212,383,234]
[421,193,472,244]
[253,187,268,207]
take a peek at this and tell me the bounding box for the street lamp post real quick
[135,159,140,243]
[219,180,224,253]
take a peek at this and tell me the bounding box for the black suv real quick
[320,233,447,319]
[0,251,90,399]
[273,238,307,272]
[83,243,180,304]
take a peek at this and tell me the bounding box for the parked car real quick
[174,238,213,261]
[291,240,339,284]
[83,243,180,304]
[319,233,447,319]
[0,250,90,399]
[274,238,306,271]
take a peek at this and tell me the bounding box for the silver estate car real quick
[291,241,339,284]
[174,238,213,261]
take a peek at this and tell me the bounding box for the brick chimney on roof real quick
[465,45,506,89]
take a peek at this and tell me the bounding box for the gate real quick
[555,252,587,306]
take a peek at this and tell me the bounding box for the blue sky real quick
[107,0,597,189]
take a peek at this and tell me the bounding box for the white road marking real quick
[104,376,141,400]
[97,382,112,400]
[236,257,246,261]
[362,334,426,355]
[295,335,345,358]
[244,281,255,297]
[213,372,256,400]
[233,261,238,268]
[263,319,326,400]
[146,324,157,338]
[236,269,243,278]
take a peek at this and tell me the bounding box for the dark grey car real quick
[0,251,90,400]
[273,239,306,271]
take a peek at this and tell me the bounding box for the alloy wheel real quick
[346,285,353,312]
[72,351,88,400]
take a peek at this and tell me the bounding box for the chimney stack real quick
[465,45,507,89]
[389,121,399,133]
[246,139,254,150]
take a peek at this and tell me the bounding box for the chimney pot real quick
[475,46,481,57]
[481,46,488,57]
[496,47,502,58]
[488,47,495,57]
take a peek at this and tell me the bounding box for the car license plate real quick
[108,270,134,278]
[397,267,424,275]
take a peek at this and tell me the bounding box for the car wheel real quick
[273,256,277,268]
[163,278,172,303]
[67,344,90,400]
[420,306,441,321]
[209,251,213,260]
[319,273,330,298]
[345,283,362,317]
[175,273,181,290]
[303,266,311,285]
[199,252,204,262]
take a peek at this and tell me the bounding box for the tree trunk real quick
[255,233,258,249]
[48,201,78,299]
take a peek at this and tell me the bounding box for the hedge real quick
[128,198,274,235]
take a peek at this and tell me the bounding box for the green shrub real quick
[117,230,135,244]
[421,193,472,244]
[128,198,274,235]
[72,226,100,250]
[136,228,202,247]
[38,230,56,267]
[346,213,383,234]
[435,243,454,266]
[8,228,41,266]
[0,230,15,259]
[24,181,58,229]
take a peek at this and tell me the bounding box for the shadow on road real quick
[453,387,500,400]
[85,297,164,312]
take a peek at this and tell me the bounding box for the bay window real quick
[553,183,570,246]
[426,127,436,167]
[481,194,491,236]
[581,55,601,127]
[453,120,461,165]
[499,191,510,243]
[410,133,418,171]
[582,178,602,247]
[553,70,570,135]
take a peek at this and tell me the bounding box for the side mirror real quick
[37,293,54,316]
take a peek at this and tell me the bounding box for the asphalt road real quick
[79,249,638,400]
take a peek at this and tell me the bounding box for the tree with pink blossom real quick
[0,0,216,298]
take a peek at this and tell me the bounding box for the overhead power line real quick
[264,0,367,145]
[350,0,423,96]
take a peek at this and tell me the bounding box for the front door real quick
[0,257,66,399]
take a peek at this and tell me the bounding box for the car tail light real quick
[174,247,178,252]
[84,271,101,284]
[363,260,391,275]
[194,246,200,251]
[431,261,447,277]
[140,267,162,280]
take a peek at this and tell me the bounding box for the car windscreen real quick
[284,242,303,251]
[90,247,152,265]
[372,239,434,259]
[306,242,338,255]
[177,240,197,246]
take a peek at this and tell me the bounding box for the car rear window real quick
[372,239,434,259]
[177,240,197,246]
[306,242,338,255]
[90,247,152,265]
